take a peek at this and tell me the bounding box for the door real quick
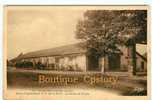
[87,55,100,71]
[108,54,120,71]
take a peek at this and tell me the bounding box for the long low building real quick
[9,43,147,73]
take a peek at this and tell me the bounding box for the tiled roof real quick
[20,43,86,59]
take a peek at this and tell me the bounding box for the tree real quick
[75,10,147,75]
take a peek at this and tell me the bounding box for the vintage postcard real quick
[4,6,150,100]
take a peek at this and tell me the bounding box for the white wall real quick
[22,54,87,71]
[75,54,87,71]
[58,54,87,71]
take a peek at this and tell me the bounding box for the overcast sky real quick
[6,6,147,60]
[7,7,85,59]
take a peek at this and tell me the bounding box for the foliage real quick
[75,10,147,55]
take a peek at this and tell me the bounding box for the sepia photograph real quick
[4,6,149,99]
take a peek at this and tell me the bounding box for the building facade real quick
[9,43,147,73]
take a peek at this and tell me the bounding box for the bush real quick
[35,62,45,70]
[15,61,33,68]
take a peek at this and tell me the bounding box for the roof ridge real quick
[20,42,86,59]
[25,42,83,54]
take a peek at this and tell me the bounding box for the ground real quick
[7,67,147,96]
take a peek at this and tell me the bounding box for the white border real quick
[0,1,152,100]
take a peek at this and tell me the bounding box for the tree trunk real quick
[132,43,136,75]
[129,43,136,75]
[101,57,105,73]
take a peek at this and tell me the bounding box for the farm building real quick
[9,43,147,73]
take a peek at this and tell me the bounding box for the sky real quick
[6,6,147,60]
[7,6,85,59]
